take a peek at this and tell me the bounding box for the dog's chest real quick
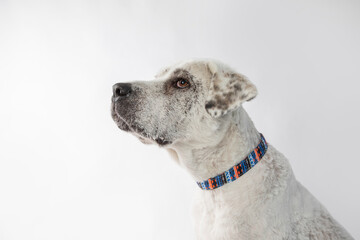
[193,192,272,240]
[192,177,274,239]
[192,147,294,240]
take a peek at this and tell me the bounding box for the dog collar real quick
[196,133,268,190]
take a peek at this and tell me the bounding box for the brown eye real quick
[176,78,190,89]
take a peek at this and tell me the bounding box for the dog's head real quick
[111,59,257,146]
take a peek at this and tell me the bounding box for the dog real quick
[111,59,353,240]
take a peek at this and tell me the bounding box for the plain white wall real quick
[0,0,359,239]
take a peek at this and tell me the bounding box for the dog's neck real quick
[170,106,260,182]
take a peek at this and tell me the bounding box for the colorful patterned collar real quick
[196,133,268,190]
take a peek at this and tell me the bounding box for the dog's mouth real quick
[111,101,172,146]
[111,101,142,134]
[111,102,131,132]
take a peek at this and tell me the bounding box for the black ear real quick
[205,62,257,118]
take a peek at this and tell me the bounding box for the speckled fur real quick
[111,59,353,240]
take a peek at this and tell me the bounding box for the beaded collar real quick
[196,133,268,190]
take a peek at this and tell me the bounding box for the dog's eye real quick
[175,78,190,89]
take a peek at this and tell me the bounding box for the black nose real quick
[113,83,132,98]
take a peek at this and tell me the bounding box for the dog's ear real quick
[205,62,257,118]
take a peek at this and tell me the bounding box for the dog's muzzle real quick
[111,82,133,132]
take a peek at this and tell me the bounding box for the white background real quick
[0,0,359,239]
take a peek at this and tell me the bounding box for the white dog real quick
[111,59,353,240]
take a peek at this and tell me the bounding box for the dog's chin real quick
[135,135,172,147]
[137,136,153,145]
[133,131,173,147]
[111,106,172,147]
[130,129,173,147]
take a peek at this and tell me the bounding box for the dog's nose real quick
[113,83,132,98]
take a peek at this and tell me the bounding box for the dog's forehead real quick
[155,60,213,82]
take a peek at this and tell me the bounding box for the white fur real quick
[112,59,353,239]
[167,61,353,240]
